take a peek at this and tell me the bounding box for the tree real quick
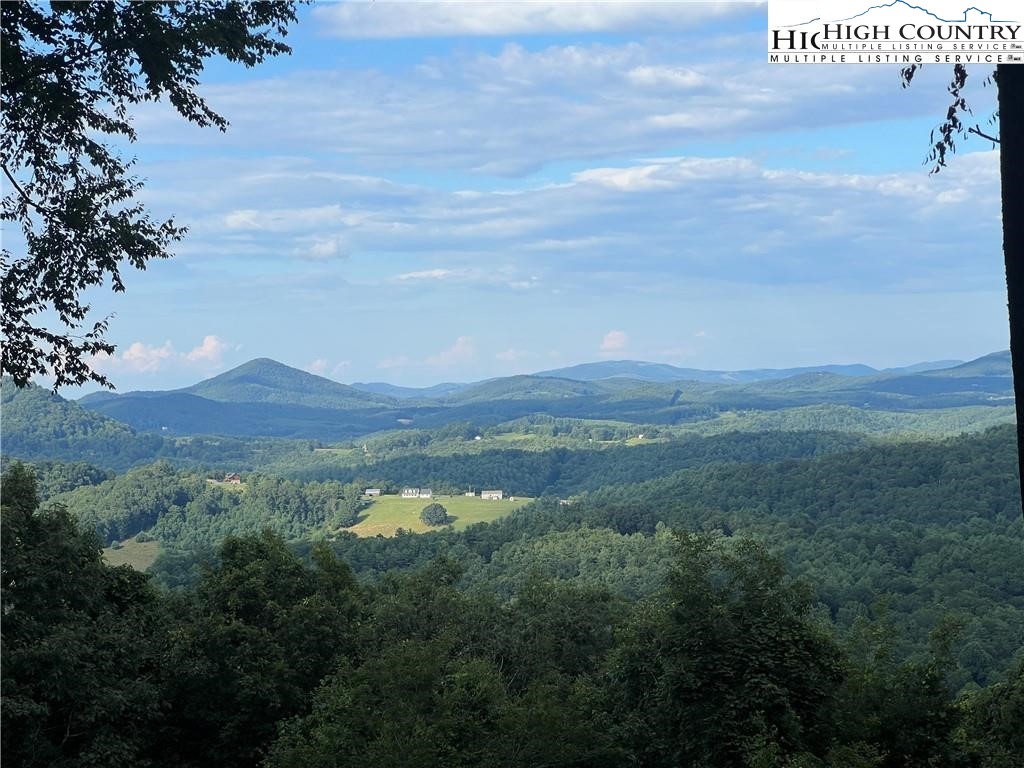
[957,660,1024,767]
[1,462,167,767]
[1,1,298,389]
[154,532,363,768]
[420,502,451,526]
[901,63,1024,515]
[603,535,845,767]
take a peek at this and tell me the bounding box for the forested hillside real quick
[3,464,1021,768]
[1,379,164,467]
[35,425,1021,690]
[4,360,1021,768]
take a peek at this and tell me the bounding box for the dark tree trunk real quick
[997,64,1024,514]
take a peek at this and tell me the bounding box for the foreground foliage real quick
[1,2,297,387]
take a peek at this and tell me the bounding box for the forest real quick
[3,462,1022,768]
[4,367,1024,766]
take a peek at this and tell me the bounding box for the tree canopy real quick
[420,502,451,527]
[1,1,298,389]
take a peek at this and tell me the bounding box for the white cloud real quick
[85,350,121,379]
[151,144,1001,302]
[397,268,461,281]
[300,235,348,261]
[128,33,965,184]
[222,204,345,232]
[574,164,679,192]
[392,266,538,290]
[121,341,176,373]
[185,335,228,366]
[223,209,261,229]
[306,358,353,379]
[495,348,526,362]
[426,336,475,367]
[306,358,330,375]
[378,355,411,370]
[313,1,759,39]
[574,156,758,191]
[600,330,629,353]
[89,336,231,376]
[626,65,705,89]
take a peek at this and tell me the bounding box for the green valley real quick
[3,353,1022,768]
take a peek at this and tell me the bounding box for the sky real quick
[50,0,1011,391]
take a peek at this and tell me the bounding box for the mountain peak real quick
[179,358,393,408]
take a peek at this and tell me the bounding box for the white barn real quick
[481,490,504,501]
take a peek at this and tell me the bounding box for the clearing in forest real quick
[346,494,531,537]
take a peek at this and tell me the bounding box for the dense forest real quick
[23,425,1020,691]
[3,464,1022,768]
[3,363,1022,766]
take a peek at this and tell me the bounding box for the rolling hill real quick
[180,358,395,409]
[57,351,1015,441]
[350,381,470,399]
[1,379,164,468]
[534,358,963,384]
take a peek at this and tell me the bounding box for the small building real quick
[223,472,242,484]
[401,488,420,499]
[419,488,433,499]
[365,488,382,497]
[464,491,476,497]
[481,490,504,501]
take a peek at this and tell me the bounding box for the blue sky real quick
[63,0,1008,390]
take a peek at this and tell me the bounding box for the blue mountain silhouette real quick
[835,1,1014,23]
[786,1,1016,27]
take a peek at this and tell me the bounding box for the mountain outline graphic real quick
[783,1,1017,28]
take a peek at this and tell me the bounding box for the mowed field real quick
[346,494,532,537]
[103,537,161,571]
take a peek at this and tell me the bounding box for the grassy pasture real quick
[345,494,531,537]
[103,537,161,571]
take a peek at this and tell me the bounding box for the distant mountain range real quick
[531,358,963,384]
[55,351,1011,441]
[81,358,396,410]
[350,381,470,400]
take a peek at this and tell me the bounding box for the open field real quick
[313,446,359,456]
[345,494,532,537]
[103,537,161,571]
[206,478,247,492]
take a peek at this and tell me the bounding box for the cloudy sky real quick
[68,0,1008,390]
